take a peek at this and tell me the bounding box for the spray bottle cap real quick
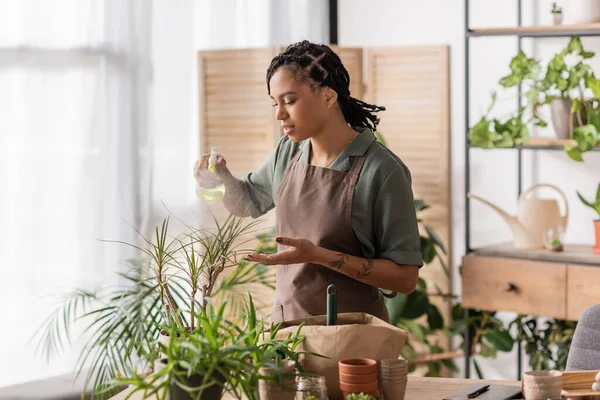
[208,147,218,172]
[209,147,218,164]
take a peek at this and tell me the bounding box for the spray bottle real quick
[195,147,226,203]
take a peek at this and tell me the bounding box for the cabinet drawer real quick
[567,265,600,320]
[461,255,567,319]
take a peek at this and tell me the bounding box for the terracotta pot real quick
[594,220,600,254]
[338,358,378,375]
[339,371,377,384]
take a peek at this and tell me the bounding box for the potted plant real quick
[118,296,309,400]
[576,183,600,253]
[468,36,600,162]
[551,2,563,25]
[32,210,287,399]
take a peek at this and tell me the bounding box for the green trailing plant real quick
[33,210,277,399]
[510,315,576,371]
[468,36,600,161]
[576,183,600,218]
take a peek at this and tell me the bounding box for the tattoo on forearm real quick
[330,253,349,270]
[356,258,374,279]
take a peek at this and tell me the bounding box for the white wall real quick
[340,0,600,381]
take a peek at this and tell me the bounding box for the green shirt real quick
[242,127,424,267]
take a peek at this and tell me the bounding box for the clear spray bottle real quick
[195,147,226,203]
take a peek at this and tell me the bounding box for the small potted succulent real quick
[346,394,376,400]
[551,2,563,25]
[576,183,600,253]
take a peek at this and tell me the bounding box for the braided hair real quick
[266,40,385,131]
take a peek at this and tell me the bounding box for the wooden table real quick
[110,376,521,400]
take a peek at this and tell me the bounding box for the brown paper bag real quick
[272,313,408,400]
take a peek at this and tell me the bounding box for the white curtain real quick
[0,0,152,386]
[196,0,329,50]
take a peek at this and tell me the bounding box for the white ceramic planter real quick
[553,12,564,25]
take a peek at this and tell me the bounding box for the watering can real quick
[467,183,569,249]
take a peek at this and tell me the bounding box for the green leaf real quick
[373,130,387,147]
[420,236,436,264]
[441,358,459,373]
[565,146,584,161]
[385,293,407,326]
[425,225,447,254]
[425,361,442,377]
[481,329,514,352]
[573,124,599,151]
[596,184,600,204]
[473,359,484,379]
[427,304,444,331]
[468,117,496,148]
[414,199,429,212]
[577,190,594,208]
[525,87,540,104]
[401,290,430,319]
[568,36,584,54]
[401,319,426,342]
[582,51,595,59]
[479,343,499,358]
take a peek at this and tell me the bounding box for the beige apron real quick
[271,146,389,324]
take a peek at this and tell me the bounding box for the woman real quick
[193,40,423,324]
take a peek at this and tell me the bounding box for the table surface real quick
[110,375,522,400]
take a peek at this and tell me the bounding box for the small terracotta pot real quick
[339,371,377,384]
[338,358,378,375]
[593,220,600,254]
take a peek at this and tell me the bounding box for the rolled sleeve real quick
[374,167,424,267]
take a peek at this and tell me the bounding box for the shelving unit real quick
[463,0,600,380]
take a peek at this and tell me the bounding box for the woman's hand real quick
[246,237,319,266]
[193,152,233,188]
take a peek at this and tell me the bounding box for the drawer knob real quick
[505,282,518,293]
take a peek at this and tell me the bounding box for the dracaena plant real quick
[32,210,276,399]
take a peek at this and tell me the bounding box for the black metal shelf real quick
[463,0,600,381]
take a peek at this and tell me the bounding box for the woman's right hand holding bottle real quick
[193,148,231,188]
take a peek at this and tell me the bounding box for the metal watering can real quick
[468,183,569,249]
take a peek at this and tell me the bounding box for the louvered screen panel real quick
[330,46,364,100]
[367,46,452,367]
[199,48,278,178]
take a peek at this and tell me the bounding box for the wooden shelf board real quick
[468,242,600,266]
[469,137,600,151]
[469,23,600,37]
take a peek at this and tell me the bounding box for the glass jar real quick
[296,374,328,400]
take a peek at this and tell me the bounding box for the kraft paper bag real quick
[272,313,408,400]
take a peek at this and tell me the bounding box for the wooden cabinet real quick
[461,244,600,321]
